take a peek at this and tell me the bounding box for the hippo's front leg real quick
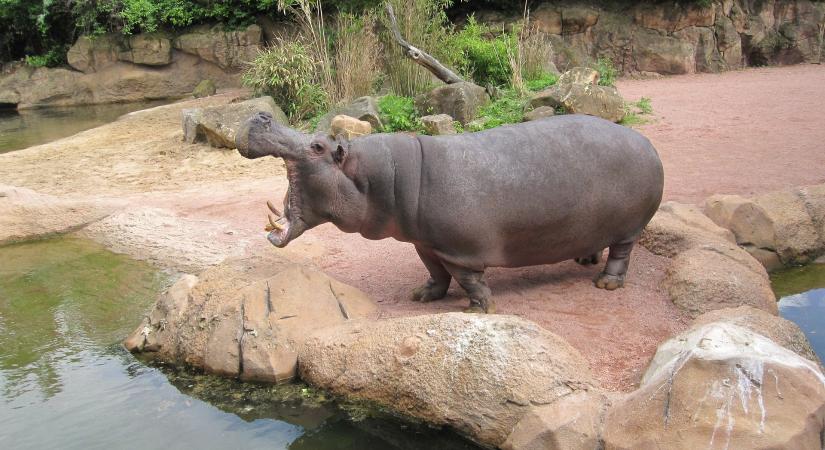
[442,262,495,314]
[412,246,451,302]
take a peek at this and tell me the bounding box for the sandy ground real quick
[2,64,823,391]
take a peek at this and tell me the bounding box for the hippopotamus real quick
[236,112,664,313]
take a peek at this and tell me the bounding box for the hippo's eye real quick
[310,142,325,154]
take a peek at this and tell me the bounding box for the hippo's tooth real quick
[266,200,282,217]
[268,214,284,231]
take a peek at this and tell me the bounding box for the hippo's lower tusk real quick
[268,214,284,231]
[266,200,282,217]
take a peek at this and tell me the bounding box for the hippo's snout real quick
[235,112,274,159]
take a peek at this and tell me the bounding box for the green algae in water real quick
[0,237,482,449]
[771,263,825,362]
[0,236,163,400]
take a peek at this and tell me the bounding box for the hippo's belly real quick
[413,115,663,270]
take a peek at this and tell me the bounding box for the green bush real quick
[241,40,328,120]
[468,89,526,131]
[450,17,512,87]
[595,57,618,87]
[378,95,423,132]
[525,72,558,92]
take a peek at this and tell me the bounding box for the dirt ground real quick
[2,64,823,391]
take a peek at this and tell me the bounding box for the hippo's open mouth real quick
[264,200,307,248]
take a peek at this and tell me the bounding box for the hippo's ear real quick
[333,134,349,165]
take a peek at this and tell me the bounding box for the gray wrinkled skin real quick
[236,112,664,313]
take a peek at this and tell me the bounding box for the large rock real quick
[316,96,383,133]
[704,188,825,266]
[174,24,262,70]
[0,184,122,245]
[715,12,744,69]
[529,68,624,123]
[124,262,376,383]
[67,35,122,73]
[523,106,556,122]
[192,79,216,98]
[1,52,240,108]
[603,323,825,449]
[329,115,371,139]
[632,29,697,74]
[560,6,599,34]
[633,2,716,32]
[532,4,562,35]
[120,34,173,66]
[299,313,599,448]
[639,201,737,258]
[415,82,490,126]
[691,306,821,365]
[673,26,725,72]
[182,96,288,148]
[421,113,457,135]
[664,245,777,319]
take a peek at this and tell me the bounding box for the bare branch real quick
[385,3,464,85]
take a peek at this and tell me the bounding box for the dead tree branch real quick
[385,3,464,84]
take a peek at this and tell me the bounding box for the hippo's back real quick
[414,114,663,269]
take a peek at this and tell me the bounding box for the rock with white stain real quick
[603,323,825,449]
[299,313,599,448]
[124,260,376,383]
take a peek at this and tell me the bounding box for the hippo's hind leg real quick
[575,251,603,266]
[442,263,495,314]
[412,246,451,302]
[594,239,636,290]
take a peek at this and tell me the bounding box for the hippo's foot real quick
[575,252,602,266]
[411,279,449,302]
[594,272,625,290]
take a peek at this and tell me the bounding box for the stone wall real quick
[467,0,825,75]
[0,24,263,109]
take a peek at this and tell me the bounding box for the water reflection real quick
[771,263,825,362]
[0,101,171,153]
[0,237,481,450]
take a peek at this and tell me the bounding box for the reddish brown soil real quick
[7,66,824,392]
[617,64,825,203]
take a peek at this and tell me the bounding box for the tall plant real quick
[379,0,459,97]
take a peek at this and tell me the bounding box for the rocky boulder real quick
[174,24,262,70]
[67,35,122,73]
[120,34,173,66]
[639,201,736,258]
[125,261,376,383]
[560,6,599,34]
[664,244,777,319]
[299,313,600,448]
[632,29,697,74]
[523,106,556,122]
[182,96,288,149]
[603,323,825,449]
[0,184,122,245]
[691,306,821,365]
[329,115,371,139]
[316,96,383,133]
[704,186,825,266]
[529,67,624,123]
[192,79,216,98]
[421,114,457,135]
[532,4,562,34]
[415,82,490,126]
[632,2,716,32]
